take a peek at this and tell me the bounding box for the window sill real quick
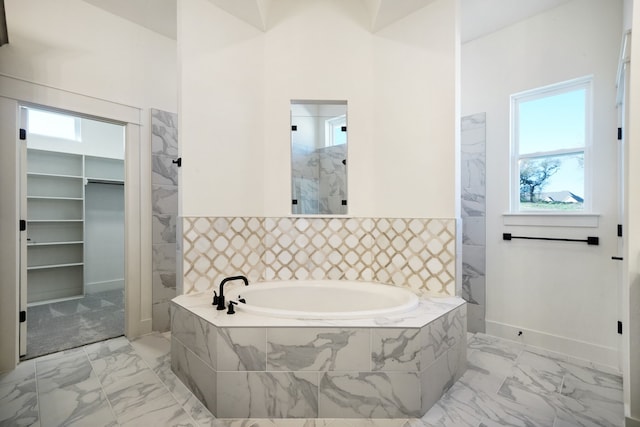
[502,213,599,228]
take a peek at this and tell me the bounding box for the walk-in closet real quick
[21,107,125,359]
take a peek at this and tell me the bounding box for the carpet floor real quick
[24,288,124,360]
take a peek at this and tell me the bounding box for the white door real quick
[614,31,631,371]
[19,106,28,357]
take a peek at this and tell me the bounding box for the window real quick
[27,108,82,141]
[511,77,591,212]
[325,114,346,147]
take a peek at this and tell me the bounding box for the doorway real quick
[20,106,126,359]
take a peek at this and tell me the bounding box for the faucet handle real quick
[212,291,219,306]
[227,301,237,315]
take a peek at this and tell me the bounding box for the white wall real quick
[1,0,176,112]
[85,183,125,293]
[180,0,458,218]
[462,0,622,368]
[371,0,458,218]
[179,0,264,217]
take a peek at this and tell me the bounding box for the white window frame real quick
[510,76,593,213]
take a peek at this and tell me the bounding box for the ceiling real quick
[460,0,571,43]
[82,0,177,39]
[81,0,573,42]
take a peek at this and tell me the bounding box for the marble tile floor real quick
[0,332,623,427]
[25,289,125,360]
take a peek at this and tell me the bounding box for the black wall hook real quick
[172,157,182,167]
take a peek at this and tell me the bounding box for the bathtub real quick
[234,280,419,319]
[170,280,467,419]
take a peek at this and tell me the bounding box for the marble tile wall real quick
[292,144,347,215]
[291,144,319,214]
[461,113,486,333]
[151,109,179,331]
[170,302,467,418]
[317,144,347,215]
[182,217,456,297]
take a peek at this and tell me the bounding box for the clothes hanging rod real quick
[502,233,599,246]
[86,178,124,186]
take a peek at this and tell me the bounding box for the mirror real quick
[290,100,348,215]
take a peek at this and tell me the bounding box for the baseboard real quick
[626,416,640,427]
[85,279,124,294]
[485,320,619,372]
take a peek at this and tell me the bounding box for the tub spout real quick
[216,275,249,310]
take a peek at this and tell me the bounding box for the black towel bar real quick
[502,233,599,246]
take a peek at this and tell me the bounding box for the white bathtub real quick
[231,280,419,319]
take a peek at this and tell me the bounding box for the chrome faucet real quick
[214,275,249,311]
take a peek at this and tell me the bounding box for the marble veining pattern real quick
[217,328,267,371]
[317,145,347,215]
[267,328,370,371]
[171,337,217,413]
[421,305,467,370]
[0,332,624,426]
[217,372,319,418]
[460,112,487,334]
[371,329,422,372]
[291,143,346,215]
[151,108,179,332]
[0,359,38,427]
[319,372,422,418]
[171,298,467,419]
[151,109,179,156]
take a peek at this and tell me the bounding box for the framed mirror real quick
[290,100,347,215]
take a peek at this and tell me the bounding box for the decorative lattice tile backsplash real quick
[182,217,456,296]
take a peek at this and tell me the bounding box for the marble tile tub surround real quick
[182,217,456,297]
[460,113,486,334]
[170,296,467,419]
[152,108,179,332]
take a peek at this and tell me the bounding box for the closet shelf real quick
[27,262,84,271]
[27,196,84,201]
[85,177,124,185]
[27,219,84,222]
[27,172,83,179]
[27,241,83,247]
[27,294,84,307]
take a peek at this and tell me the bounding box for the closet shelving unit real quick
[26,148,124,305]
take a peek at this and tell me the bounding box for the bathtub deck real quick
[170,293,467,419]
[171,291,464,328]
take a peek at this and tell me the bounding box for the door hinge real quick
[19,128,26,140]
[19,219,26,231]
[618,127,622,140]
[19,311,26,323]
[618,321,623,335]
[617,224,623,237]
